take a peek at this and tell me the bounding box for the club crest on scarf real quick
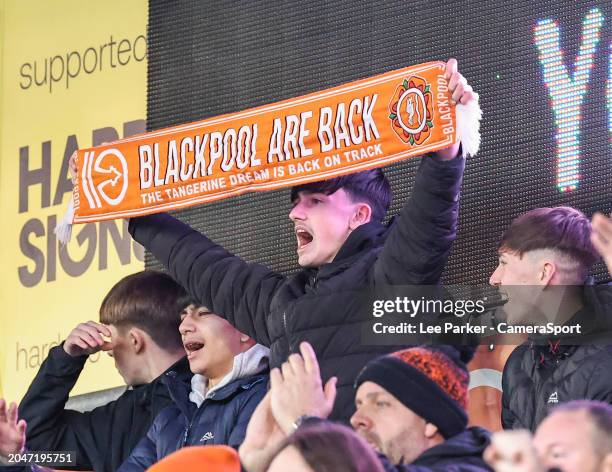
[388,76,434,146]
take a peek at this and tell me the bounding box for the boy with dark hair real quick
[289,167,392,223]
[118,301,268,471]
[17,271,192,472]
[127,59,478,421]
[98,270,190,352]
[490,208,612,431]
[494,206,599,285]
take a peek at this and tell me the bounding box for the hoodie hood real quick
[189,344,269,407]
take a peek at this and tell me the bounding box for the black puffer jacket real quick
[378,427,492,471]
[502,284,612,431]
[18,346,192,472]
[129,156,464,421]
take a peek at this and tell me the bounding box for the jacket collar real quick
[529,284,612,364]
[205,374,267,401]
[412,427,491,466]
[190,344,269,407]
[301,220,390,282]
[332,220,388,263]
[136,356,192,408]
[165,373,267,420]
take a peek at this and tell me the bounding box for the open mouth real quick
[295,227,314,250]
[184,341,205,359]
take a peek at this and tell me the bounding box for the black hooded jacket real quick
[129,156,464,421]
[379,427,492,471]
[18,345,192,472]
[502,283,612,431]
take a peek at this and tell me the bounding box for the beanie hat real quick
[355,346,475,439]
[147,445,240,472]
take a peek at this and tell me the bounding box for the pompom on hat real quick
[355,345,476,439]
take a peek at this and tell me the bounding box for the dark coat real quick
[378,427,492,472]
[18,345,192,472]
[502,284,612,431]
[118,373,267,472]
[129,156,464,421]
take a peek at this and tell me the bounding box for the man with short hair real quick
[127,59,478,421]
[350,346,490,469]
[239,342,492,471]
[118,301,268,471]
[490,208,612,431]
[17,270,192,472]
[485,400,612,472]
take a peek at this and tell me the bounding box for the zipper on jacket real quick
[283,311,295,352]
[181,399,207,447]
[181,389,223,447]
[182,417,196,447]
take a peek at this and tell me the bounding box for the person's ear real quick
[539,261,556,286]
[129,328,145,354]
[424,423,439,439]
[536,259,557,287]
[349,203,372,229]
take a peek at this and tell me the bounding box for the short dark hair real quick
[554,400,612,457]
[290,169,392,222]
[499,207,599,277]
[274,421,384,472]
[99,271,186,350]
[175,294,202,317]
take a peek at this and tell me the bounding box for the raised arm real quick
[129,213,286,346]
[18,323,113,470]
[373,154,464,285]
[592,212,612,273]
[373,60,474,285]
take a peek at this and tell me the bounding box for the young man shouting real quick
[127,59,478,420]
[118,301,268,471]
[491,208,612,430]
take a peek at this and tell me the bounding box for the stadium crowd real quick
[1,59,611,471]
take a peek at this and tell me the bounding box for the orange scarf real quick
[57,61,480,242]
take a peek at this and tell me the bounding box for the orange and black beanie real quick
[355,345,475,439]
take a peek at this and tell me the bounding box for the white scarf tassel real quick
[456,95,482,158]
[55,197,74,246]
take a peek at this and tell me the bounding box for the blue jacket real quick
[117,372,267,472]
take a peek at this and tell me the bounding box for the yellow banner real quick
[0,0,147,401]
